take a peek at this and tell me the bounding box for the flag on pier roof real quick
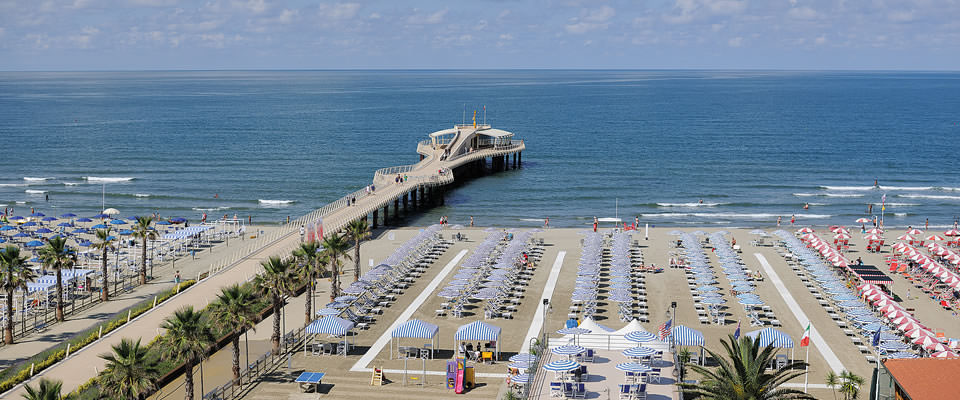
[800,323,811,347]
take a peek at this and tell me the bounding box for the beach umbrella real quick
[625,331,657,343]
[542,360,580,372]
[511,373,532,384]
[77,241,92,247]
[9,216,24,221]
[35,228,52,234]
[102,208,120,215]
[834,233,852,240]
[897,234,915,241]
[109,219,126,225]
[315,308,341,316]
[25,240,44,247]
[878,341,910,352]
[75,218,92,222]
[831,226,849,233]
[59,213,77,218]
[557,327,591,335]
[864,234,883,241]
[325,301,350,309]
[510,354,538,363]
[57,222,73,227]
[701,297,726,305]
[30,212,45,217]
[126,216,139,221]
[926,234,945,241]
[797,227,815,234]
[856,217,871,224]
[696,285,720,292]
[886,352,918,359]
[72,228,89,234]
[945,229,960,237]
[12,232,30,238]
[622,346,658,358]
[0,226,16,231]
[551,345,586,356]
[739,298,764,306]
[898,320,925,332]
[91,214,109,219]
[906,328,933,339]
[156,220,171,225]
[91,224,107,229]
[41,217,57,222]
[906,228,923,235]
[334,295,358,303]
[118,230,133,235]
[615,362,651,373]
[931,350,960,358]
[21,222,37,227]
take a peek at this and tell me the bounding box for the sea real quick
[1,70,959,228]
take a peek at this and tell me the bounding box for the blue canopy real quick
[77,241,92,247]
[118,230,133,235]
[72,228,89,234]
[455,320,502,341]
[60,213,77,218]
[109,219,126,225]
[12,232,30,238]
[0,226,16,231]
[92,214,109,219]
[35,228,52,234]
[156,220,171,225]
[57,222,73,227]
[671,325,705,346]
[21,222,36,227]
[315,308,341,316]
[91,224,108,229]
[306,316,354,336]
[75,218,92,222]
[746,328,794,348]
[9,216,24,221]
[392,319,439,339]
[169,217,187,223]
[41,217,57,221]
[25,240,45,247]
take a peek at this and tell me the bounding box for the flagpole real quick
[803,342,810,393]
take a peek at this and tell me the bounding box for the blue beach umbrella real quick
[557,327,591,335]
[77,241,92,247]
[126,216,139,221]
[156,220,171,225]
[72,228,89,234]
[508,361,531,369]
[316,308,341,316]
[41,217,57,222]
[75,218,92,222]
[169,217,187,223]
[91,224,107,229]
[879,342,910,352]
[701,297,726,305]
[25,240,44,247]
[0,238,5,243]
[92,214,109,219]
[58,222,73,227]
[105,235,117,241]
[35,228,52,234]
[739,298,765,306]
[512,373,532,384]
[510,354,538,363]
[542,359,581,372]
[21,221,37,227]
[625,330,657,343]
[0,226,16,231]
[118,230,133,235]
[12,232,30,238]
[9,216,24,221]
[615,362,651,373]
[30,212,44,217]
[622,346,657,358]
[60,213,77,218]
[886,352,918,359]
[109,219,126,225]
[552,345,586,356]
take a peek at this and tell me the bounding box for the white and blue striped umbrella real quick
[732,285,755,293]
[608,293,634,303]
[552,345,586,356]
[341,286,366,294]
[739,298,765,306]
[845,308,872,316]
[316,308,341,316]
[622,346,657,358]
[512,373,532,384]
[557,327,592,335]
[832,294,859,301]
[886,352,918,359]
[509,361,532,369]
[701,297,726,305]
[745,328,794,348]
[306,316,354,336]
[334,295,358,303]
[392,319,439,339]
[879,342,910,352]
[671,325,705,346]
[543,359,581,372]
[455,321,502,341]
[625,330,657,343]
[510,354,538,363]
[615,362,652,373]
[701,292,723,299]
[697,285,721,292]
[571,292,597,301]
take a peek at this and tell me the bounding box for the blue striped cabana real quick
[454,320,502,360]
[390,319,440,359]
[671,325,705,346]
[306,316,355,357]
[746,327,794,348]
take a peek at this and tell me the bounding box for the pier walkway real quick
[2,124,523,398]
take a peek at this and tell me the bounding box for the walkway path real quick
[754,253,845,374]
[520,251,566,353]
[3,229,300,398]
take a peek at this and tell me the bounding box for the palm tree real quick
[21,377,62,400]
[208,284,257,386]
[1,245,35,344]
[321,233,351,302]
[159,307,215,400]
[132,216,157,285]
[91,227,115,302]
[293,242,327,327]
[680,335,815,399]
[825,371,839,400]
[839,370,864,400]
[99,338,159,400]
[254,256,296,355]
[345,219,370,282]
[38,236,74,322]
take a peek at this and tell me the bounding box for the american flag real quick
[658,319,672,340]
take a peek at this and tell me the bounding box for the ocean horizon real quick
[2,70,958,228]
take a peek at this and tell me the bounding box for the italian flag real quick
[800,323,811,347]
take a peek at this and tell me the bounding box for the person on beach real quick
[202,213,207,223]
[926,218,929,230]
[470,216,474,227]
[544,217,549,228]
[868,203,874,214]
[777,216,782,227]
[175,270,181,285]
[790,215,796,225]
[803,203,809,210]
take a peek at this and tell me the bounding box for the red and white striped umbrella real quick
[892,242,909,252]
[867,228,884,234]
[931,350,959,358]
[926,234,945,241]
[926,342,949,352]
[855,217,872,224]
[945,253,960,265]
[906,327,933,339]
[945,229,960,237]
[906,228,924,235]
[899,320,925,332]
[878,302,904,313]
[898,234,916,241]
[913,334,938,346]
[858,283,881,292]
[831,226,849,233]
[885,309,910,320]
[864,234,883,241]
[834,232,852,240]
[797,227,815,234]
[801,233,818,241]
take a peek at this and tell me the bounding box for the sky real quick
[1,0,959,70]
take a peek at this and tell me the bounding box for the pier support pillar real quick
[513,153,517,169]
[372,210,378,229]
[412,189,418,209]
[419,187,425,207]
[439,187,445,206]
[518,151,522,167]
[403,192,409,214]
[420,154,425,161]
[383,205,389,226]
[394,198,400,223]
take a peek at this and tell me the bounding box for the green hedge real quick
[0,280,197,394]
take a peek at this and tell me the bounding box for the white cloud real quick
[728,36,743,47]
[199,32,225,47]
[499,33,513,40]
[888,10,914,22]
[407,8,448,25]
[71,0,93,9]
[565,6,615,34]
[129,0,178,6]
[705,0,746,15]
[232,0,267,14]
[663,0,746,23]
[585,5,615,22]
[788,6,817,19]
[368,12,381,20]
[276,9,297,24]
[0,27,5,39]
[497,9,510,20]
[318,3,359,21]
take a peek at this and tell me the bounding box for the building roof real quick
[884,358,960,399]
